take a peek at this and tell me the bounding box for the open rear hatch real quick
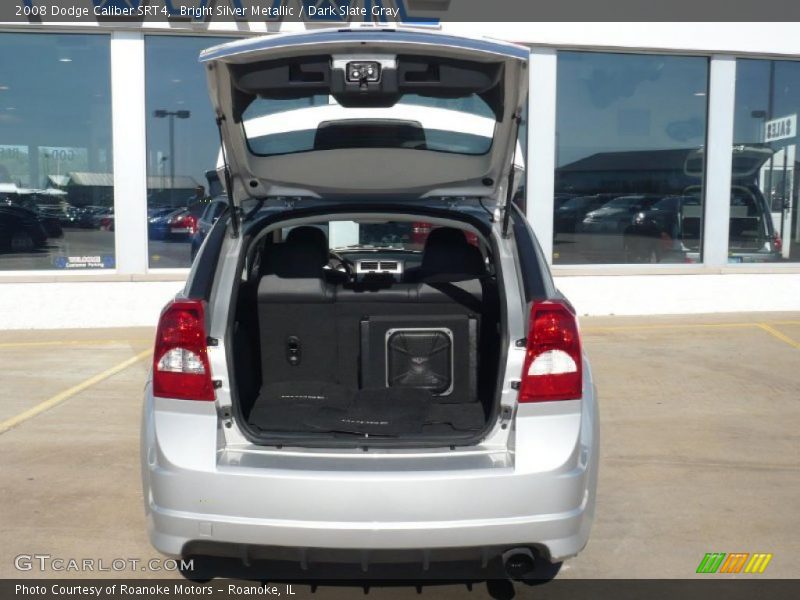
[201,28,528,204]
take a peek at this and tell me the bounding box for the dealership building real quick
[1,14,799,329]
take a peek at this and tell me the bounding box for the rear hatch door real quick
[201,28,528,204]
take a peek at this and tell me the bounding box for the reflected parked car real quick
[684,185,782,263]
[169,202,206,240]
[580,194,660,234]
[624,195,701,262]
[0,206,48,252]
[150,203,206,242]
[555,194,618,234]
[98,208,115,231]
[167,209,194,239]
[190,197,228,259]
[37,211,64,238]
[725,187,783,262]
[147,207,174,240]
[5,201,63,238]
[76,206,111,229]
[148,208,181,241]
[39,204,80,228]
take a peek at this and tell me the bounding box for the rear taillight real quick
[519,300,582,402]
[170,214,198,234]
[152,299,214,401]
[411,221,432,245]
[772,232,783,253]
[411,222,432,234]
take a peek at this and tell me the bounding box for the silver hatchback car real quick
[140,28,598,581]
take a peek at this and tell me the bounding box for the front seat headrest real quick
[263,226,329,278]
[285,226,328,256]
[417,227,486,283]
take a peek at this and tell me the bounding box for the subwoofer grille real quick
[386,328,453,395]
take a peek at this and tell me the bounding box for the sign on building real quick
[764,114,797,143]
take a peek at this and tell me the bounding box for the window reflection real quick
[554,52,709,264]
[731,59,800,262]
[0,33,113,270]
[145,36,237,268]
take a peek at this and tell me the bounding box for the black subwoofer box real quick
[360,314,477,403]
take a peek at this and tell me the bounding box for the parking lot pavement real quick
[0,314,798,596]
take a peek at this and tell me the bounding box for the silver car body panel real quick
[141,28,597,568]
[141,214,599,563]
[141,369,597,561]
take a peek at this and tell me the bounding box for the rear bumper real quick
[146,474,592,563]
[141,382,598,564]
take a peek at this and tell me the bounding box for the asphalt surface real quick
[0,313,798,597]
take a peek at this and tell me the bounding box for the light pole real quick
[153,109,191,206]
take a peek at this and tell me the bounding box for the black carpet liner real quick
[248,381,485,436]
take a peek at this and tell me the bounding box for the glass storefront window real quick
[554,52,709,264]
[145,35,236,268]
[0,33,113,271]
[731,59,800,262]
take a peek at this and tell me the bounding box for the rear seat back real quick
[258,275,338,386]
[256,226,490,398]
[257,227,338,386]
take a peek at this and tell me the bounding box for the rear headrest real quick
[262,226,329,278]
[418,227,486,283]
[285,226,328,256]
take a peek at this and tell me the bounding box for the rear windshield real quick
[278,220,479,253]
[242,94,495,157]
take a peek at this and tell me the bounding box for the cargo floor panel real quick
[247,382,486,437]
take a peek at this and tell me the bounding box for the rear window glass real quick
[242,94,495,157]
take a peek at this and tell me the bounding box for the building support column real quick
[703,55,737,266]
[526,48,558,265]
[111,31,149,275]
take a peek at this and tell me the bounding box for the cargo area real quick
[227,220,504,444]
